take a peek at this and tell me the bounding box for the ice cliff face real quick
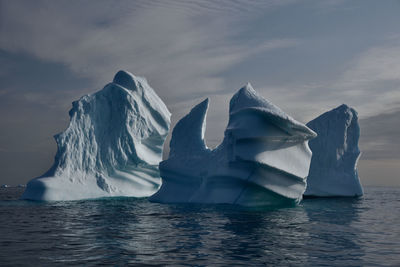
[21,70,171,201]
[150,84,317,207]
[304,104,363,197]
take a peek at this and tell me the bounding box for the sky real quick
[0,0,399,186]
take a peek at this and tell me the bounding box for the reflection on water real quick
[302,198,364,266]
[0,187,399,266]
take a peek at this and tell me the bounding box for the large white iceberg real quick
[150,84,317,207]
[21,70,171,201]
[304,104,363,197]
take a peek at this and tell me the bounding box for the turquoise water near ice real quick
[0,186,399,266]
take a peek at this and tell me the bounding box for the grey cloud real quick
[1,0,400,186]
[358,159,399,186]
[253,39,400,124]
[359,109,400,160]
[0,51,91,185]
[0,0,300,107]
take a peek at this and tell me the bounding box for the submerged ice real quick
[150,84,317,207]
[304,104,363,197]
[22,71,171,201]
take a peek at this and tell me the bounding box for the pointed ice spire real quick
[113,70,138,90]
[169,98,209,158]
[227,83,316,139]
[228,82,288,116]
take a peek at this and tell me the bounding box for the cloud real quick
[0,0,302,154]
[257,39,400,123]
[2,0,399,120]
[6,0,399,122]
[1,0,400,186]
[331,42,400,116]
[358,159,400,186]
[0,0,302,185]
[0,0,300,108]
[359,109,400,160]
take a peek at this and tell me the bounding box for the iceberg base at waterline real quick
[150,84,317,207]
[21,70,171,201]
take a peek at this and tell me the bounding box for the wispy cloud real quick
[256,39,400,122]
[1,0,400,186]
[332,42,400,116]
[359,109,400,160]
[5,0,398,121]
[0,0,299,108]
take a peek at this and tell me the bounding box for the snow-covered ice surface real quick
[21,70,170,201]
[304,104,363,197]
[150,84,316,207]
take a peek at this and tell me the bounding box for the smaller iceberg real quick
[22,70,171,201]
[150,84,316,207]
[304,104,363,197]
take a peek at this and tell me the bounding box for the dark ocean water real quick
[0,186,399,266]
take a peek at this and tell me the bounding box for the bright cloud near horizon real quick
[0,0,399,186]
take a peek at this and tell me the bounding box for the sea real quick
[0,186,399,266]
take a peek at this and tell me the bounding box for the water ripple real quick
[0,187,399,266]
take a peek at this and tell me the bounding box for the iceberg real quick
[304,104,363,197]
[21,70,171,201]
[150,84,317,207]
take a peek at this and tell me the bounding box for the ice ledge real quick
[113,70,138,90]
